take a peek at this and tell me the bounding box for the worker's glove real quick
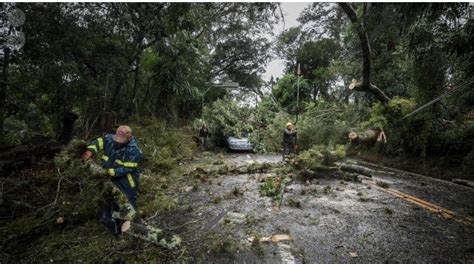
[82,150,93,161]
[86,160,106,176]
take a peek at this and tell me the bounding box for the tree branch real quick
[339,3,391,103]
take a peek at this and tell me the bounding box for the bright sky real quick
[263,2,311,82]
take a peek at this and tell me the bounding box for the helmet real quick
[286,122,293,128]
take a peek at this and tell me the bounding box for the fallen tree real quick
[1,139,182,260]
[348,128,386,149]
[288,144,391,180]
[338,163,378,177]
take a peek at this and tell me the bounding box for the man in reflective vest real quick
[82,125,143,235]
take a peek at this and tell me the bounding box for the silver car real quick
[226,133,254,151]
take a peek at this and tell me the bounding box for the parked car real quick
[225,132,254,151]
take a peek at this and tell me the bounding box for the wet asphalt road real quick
[177,154,474,263]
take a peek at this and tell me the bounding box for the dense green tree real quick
[2,3,281,139]
[272,74,311,114]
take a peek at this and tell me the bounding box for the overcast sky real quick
[263,2,311,82]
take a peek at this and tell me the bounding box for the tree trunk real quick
[131,51,142,117]
[132,55,140,116]
[58,111,79,143]
[0,48,10,134]
[339,163,377,177]
[339,3,391,103]
[348,129,386,148]
[110,77,124,114]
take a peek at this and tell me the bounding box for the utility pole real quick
[296,63,301,124]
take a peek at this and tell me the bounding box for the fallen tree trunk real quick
[348,129,386,148]
[338,163,377,177]
[349,80,391,103]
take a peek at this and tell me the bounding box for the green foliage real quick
[362,97,416,130]
[1,121,194,262]
[239,99,359,154]
[388,97,418,117]
[250,111,291,153]
[298,101,363,148]
[202,98,253,146]
[259,177,280,198]
[296,39,340,97]
[293,2,472,163]
[293,144,346,170]
[362,102,389,129]
[132,119,196,172]
[259,176,291,201]
[272,74,312,113]
[250,99,363,153]
[3,3,281,138]
[6,218,181,263]
[139,186,178,218]
[276,27,341,100]
[53,139,109,220]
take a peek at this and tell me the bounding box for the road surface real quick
[156,153,474,263]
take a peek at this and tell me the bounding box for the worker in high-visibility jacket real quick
[82,125,143,235]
